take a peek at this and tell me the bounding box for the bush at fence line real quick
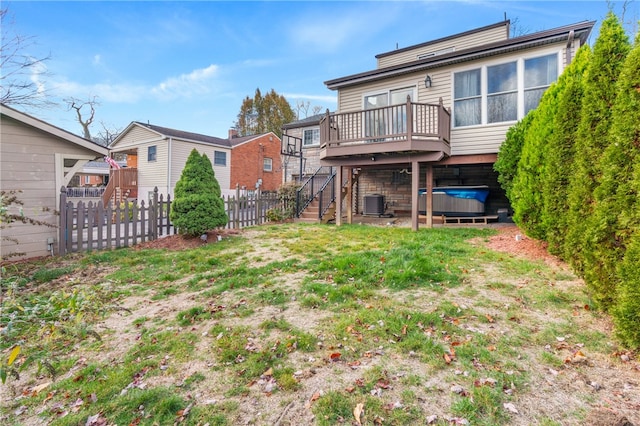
[117,201,136,221]
[170,149,228,236]
[266,182,300,222]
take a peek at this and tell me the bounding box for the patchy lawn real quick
[1,223,638,426]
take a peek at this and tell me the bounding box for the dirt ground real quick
[4,221,639,425]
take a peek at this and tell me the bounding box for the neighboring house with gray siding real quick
[310,19,594,229]
[281,113,325,182]
[0,104,108,259]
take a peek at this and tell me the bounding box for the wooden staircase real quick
[102,168,138,207]
[296,168,359,224]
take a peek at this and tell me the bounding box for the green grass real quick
[1,223,620,426]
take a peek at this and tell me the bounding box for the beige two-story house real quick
[286,19,594,229]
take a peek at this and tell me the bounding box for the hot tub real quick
[419,186,490,216]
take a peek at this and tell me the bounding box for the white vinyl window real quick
[453,52,559,127]
[303,128,320,146]
[214,151,227,166]
[263,157,273,172]
[524,53,558,114]
[147,145,157,162]
[453,69,481,127]
[487,61,517,123]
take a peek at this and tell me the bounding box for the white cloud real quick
[30,60,48,96]
[151,64,219,100]
[52,80,145,103]
[92,54,102,66]
[289,5,402,52]
[283,93,337,104]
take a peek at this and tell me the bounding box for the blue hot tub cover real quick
[419,186,490,203]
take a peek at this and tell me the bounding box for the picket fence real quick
[58,186,282,255]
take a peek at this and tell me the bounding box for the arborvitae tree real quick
[602,32,640,346]
[541,46,591,255]
[170,149,228,236]
[616,234,640,348]
[494,111,535,203]
[564,12,630,279]
[510,73,568,240]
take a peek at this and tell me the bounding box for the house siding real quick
[377,24,508,68]
[137,140,169,201]
[282,126,324,181]
[337,42,567,156]
[1,115,104,259]
[168,141,231,197]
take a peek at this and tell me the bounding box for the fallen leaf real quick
[30,382,51,395]
[353,402,364,426]
[330,352,341,362]
[262,367,273,377]
[503,402,519,414]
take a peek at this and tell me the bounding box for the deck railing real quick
[320,97,450,153]
[66,187,106,198]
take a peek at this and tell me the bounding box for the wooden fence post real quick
[59,186,67,256]
[151,187,159,239]
[234,184,240,229]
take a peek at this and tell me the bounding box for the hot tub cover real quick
[419,186,490,203]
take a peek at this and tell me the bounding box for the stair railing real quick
[295,166,334,217]
[316,173,336,220]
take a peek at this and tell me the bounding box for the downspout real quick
[566,30,575,64]
[167,137,172,197]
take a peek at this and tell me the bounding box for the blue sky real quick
[4,1,638,140]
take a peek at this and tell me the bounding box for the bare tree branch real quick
[0,7,54,108]
[65,96,99,139]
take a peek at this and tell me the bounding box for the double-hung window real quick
[147,145,157,162]
[263,157,273,172]
[487,61,517,123]
[453,52,559,127]
[214,151,227,166]
[303,128,320,146]
[524,54,558,114]
[454,69,481,127]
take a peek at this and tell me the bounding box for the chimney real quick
[228,129,238,139]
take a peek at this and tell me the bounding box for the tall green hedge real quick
[585,29,639,310]
[495,13,640,347]
[565,13,630,279]
[541,46,591,255]
[609,32,640,346]
[170,149,228,236]
[494,111,535,203]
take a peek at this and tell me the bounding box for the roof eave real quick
[1,103,108,156]
[325,21,595,90]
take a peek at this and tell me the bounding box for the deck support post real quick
[335,166,343,226]
[425,164,433,228]
[346,168,353,224]
[411,160,419,231]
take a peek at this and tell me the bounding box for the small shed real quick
[1,104,108,260]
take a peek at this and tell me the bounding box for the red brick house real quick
[228,130,282,192]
